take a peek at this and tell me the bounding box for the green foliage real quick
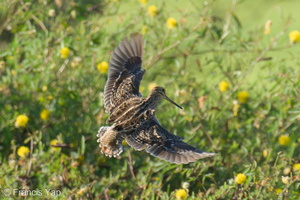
[0,0,300,199]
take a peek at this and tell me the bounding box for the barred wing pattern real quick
[125,118,216,164]
[104,33,145,113]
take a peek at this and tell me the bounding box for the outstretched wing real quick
[125,118,216,164]
[104,33,145,113]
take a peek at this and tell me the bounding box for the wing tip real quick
[104,32,145,112]
[169,151,216,164]
[145,143,216,164]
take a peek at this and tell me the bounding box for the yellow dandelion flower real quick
[235,173,246,184]
[264,20,272,35]
[50,139,59,146]
[97,61,109,74]
[278,135,290,146]
[148,82,157,91]
[17,146,30,158]
[15,114,29,128]
[42,85,48,92]
[175,189,187,200]
[293,163,300,172]
[218,81,229,92]
[139,0,147,5]
[40,109,50,121]
[47,95,53,100]
[147,5,158,17]
[237,91,249,103]
[289,30,300,44]
[166,17,177,29]
[141,25,148,35]
[275,188,282,194]
[60,47,71,59]
[50,139,62,152]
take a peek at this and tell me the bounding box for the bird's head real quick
[150,86,182,109]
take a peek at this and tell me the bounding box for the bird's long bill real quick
[165,95,183,109]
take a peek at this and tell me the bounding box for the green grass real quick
[0,0,300,199]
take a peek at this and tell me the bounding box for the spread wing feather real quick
[125,118,216,164]
[104,33,145,113]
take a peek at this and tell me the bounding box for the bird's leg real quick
[97,126,124,157]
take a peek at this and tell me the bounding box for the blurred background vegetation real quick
[0,0,299,199]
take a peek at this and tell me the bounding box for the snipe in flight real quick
[97,33,215,164]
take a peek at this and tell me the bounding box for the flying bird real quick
[97,33,215,164]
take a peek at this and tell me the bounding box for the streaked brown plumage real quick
[97,33,215,164]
